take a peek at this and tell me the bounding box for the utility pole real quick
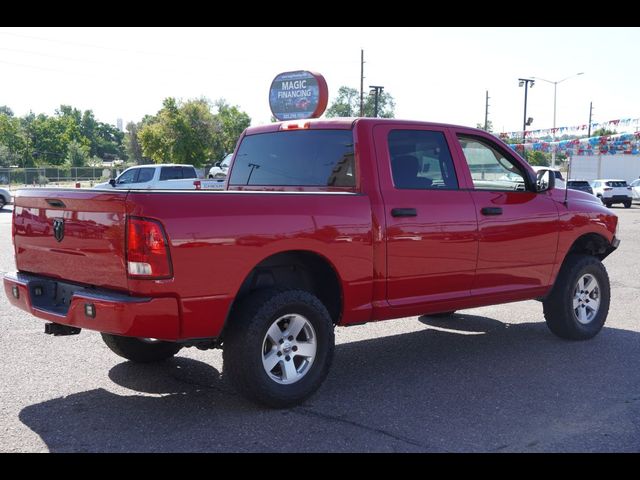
[484,90,490,131]
[359,50,365,117]
[588,101,593,137]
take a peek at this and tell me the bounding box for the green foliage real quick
[214,99,251,158]
[125,122,145,165]
[0,105,126,168]
[326,86,395,118]
[66,140,90,167]
[0,99,249,170]
[476,120,493,132]
[525,151,550,167]
[592,128,616,137]
[139,97,251,166]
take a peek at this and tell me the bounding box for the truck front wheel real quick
[543,254,610,340]
[101,333,182,363]
[223,289,335,408]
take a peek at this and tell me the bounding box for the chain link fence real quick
[0,166,126,188]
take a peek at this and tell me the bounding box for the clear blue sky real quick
[1,27,638,133]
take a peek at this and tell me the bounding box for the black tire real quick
[605,202,612,208]
[223,289,334,408]
[597,195,604,205]
[101,333,181,363]
[0,197,5,209]
[428,311,456,318]
[543,254,610,340]
[624,201,632,209]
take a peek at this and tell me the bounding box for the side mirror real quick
[535,169,555,192]
[109,178,116,187]
[214,162,221,167]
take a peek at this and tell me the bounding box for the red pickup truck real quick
[4,118,620,408]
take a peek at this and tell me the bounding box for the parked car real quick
[591,179,632,208]
[532,166,565,189]
[5,118,620,408]
[208,154,233,179]
[0,187,11,209]
[566,180,594,196]
[93,164,200,190]
[630,178,640,202]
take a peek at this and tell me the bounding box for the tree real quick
[139,97,251,166]
[592,128,616,137]
[213,99,251,159]
[66,140,90,167]
[1,104,127,168]
[525,151,549,167]
[476,120,493,132]
[125,121,145,164]
[326,86,395,118]
[0,106,14,117]
[0,113,26,166]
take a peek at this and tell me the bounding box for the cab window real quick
[134,168,154,183]
[116,168,138,184]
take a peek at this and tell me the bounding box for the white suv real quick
[208,153,232,179]
[532,166,565,189]
[591,179,632,208]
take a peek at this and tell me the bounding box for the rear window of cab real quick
[229,130,355,187]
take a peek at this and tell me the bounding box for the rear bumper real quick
[602,194,631,202]
[3,272,180,340]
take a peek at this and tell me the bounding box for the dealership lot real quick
[1,205,639,452]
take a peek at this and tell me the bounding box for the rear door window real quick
[388,130,458,189]
[182,167,197,179]
[229,130,355,187]
[160,166,183,181]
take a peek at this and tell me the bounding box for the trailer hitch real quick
[44,323,82,336]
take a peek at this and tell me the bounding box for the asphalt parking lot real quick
[1,203,639,452]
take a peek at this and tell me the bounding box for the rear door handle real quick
[391,208,417,217]
[481,207,503,216]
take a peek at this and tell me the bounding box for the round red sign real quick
[269,71,328,121]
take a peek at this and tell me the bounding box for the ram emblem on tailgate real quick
[53,219,65,242]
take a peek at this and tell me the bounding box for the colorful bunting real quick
[507,131,640,156]
[500,117,640,140]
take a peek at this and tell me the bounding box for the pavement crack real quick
[294,406,429,450]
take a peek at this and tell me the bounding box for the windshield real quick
[221,154,233,168]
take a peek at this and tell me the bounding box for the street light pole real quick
[518,78,535,147]
[369,85,384,117]
[533,72,584,167]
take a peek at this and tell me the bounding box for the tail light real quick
[627,187,632,190]
[603,187,613,191]
[126,217,172,279]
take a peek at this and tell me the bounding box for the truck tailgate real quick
[13,188,129,291]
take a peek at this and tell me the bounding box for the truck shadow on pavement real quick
[19,314,640,452]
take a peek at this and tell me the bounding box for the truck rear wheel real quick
[223,289,334,408]
[624,200,632,208]
[101,333,182,363]
[543,254,610,340]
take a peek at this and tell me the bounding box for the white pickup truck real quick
[94,164,224,190]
